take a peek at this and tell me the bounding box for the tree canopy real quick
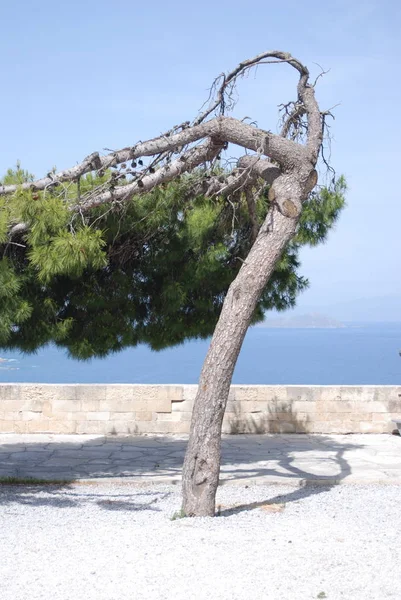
[0,163,345,358]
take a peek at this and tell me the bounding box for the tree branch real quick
[0,117,305,198]
[76,139,223,211]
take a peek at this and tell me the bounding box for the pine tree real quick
[0,51,345,516]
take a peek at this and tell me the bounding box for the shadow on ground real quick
[0,429,368,511]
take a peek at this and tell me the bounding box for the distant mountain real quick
[260,313,346,329]
[321,295,401,323]
[296,295,401,323]
[265,295,401,323]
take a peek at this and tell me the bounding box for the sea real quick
[0,323,400,385]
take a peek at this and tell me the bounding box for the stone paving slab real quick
[0,433,400,486]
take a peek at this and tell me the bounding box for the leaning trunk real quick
[182,177,304,516]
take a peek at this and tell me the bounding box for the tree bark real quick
[181,173,307,516]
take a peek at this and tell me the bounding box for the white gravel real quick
[1,482,400,600]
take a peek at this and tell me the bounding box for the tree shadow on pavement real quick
[0,428,366,511]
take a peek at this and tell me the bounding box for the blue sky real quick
[1,0,400,310]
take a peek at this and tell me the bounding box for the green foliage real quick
[0,164,346,358]
[28,228,107,282]
[0,258,33,344]
[295,176,346,246]
[1,161,33,186]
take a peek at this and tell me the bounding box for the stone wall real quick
[0,384,400,435]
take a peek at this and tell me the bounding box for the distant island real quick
[259,313,346,329]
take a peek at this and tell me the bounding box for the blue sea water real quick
[0,323,400,385]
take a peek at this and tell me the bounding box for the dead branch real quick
[2,50,325,240]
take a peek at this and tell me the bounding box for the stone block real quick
[52,399,81,414]
[182,385,198,401]
[317,400,354,413]
[358,421,387,434]
[137,398,171,413]
[286,386,317,402]
[3,411,22,420]
[0,385,21,401]
[49,421,77,434]
[234,386,259,401]
[374,387,401,404]
[222,421,235,434]
[132,386,159,401]
[245,414,271,433]
[225,400,239,413]
[129,400,147,412]
[100,400,134,412]
[178,412,193,422]
[134,411,153,422]
[312,420,355,434]
[259,386,287,402]
[42,401,53,417]
[105,421,139,435]
[239,400,266,414]
[163,386,184,401]
[61,411,87,422]
[75,421,107,434]
[11,420,28,433]
[318,387,343,402]
[266,410,293,421]
[156,412,182,422]
[76,385,106,410]
[267,397,294,414]
[0,420,15,432]
[223,414,244,434]
[21,411,43,421]
[172,399,194,413]
[311,421,333,434]
[21,399,45,412]
[372,413,390,422]
[354,401,388,413]
[292,401,317,414]
[387,398,401,412]
[105,385,133,403]
[343,386,376,402]
[109,411,137,421]
[314,411,359,422]
[24,420,62,433]
[132,421,157,434]
[85,412,110,421]
[80,399,100,412]
[1,400,24,413]
[158,411,191,422]
[349,411,373,422]
[155,398,173,413]
[268,420,296,434]
[20,385,76,408]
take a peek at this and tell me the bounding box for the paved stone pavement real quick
[0,433,400,485]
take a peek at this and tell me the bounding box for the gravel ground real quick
[1,482,400,600]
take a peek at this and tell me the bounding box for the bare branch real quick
[193,50,309,126]
[0,118,305,198]
[76,139,223,212]
[3,49,326,241]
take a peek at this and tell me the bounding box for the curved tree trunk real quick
[182,174,308,516]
